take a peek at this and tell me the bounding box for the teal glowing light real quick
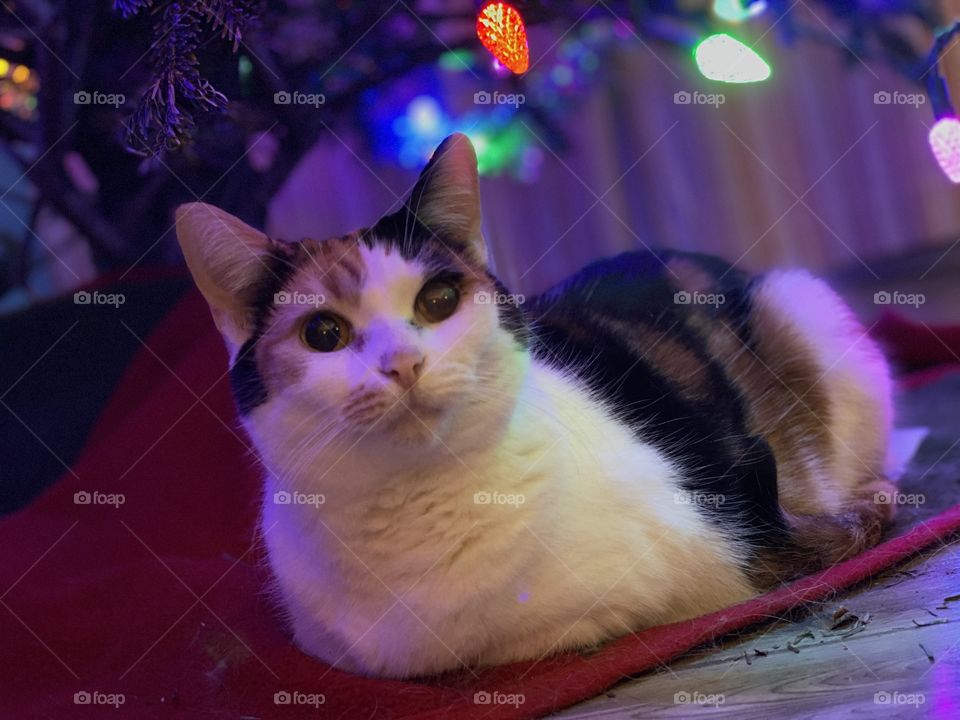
[551,64,574,87]
[465,122,529,176]
[713,0,767,23]
[694,33,771,83]
[438,48,476,72]
[579,50,600,72]
[238,55,253,81]
[390,94,536,178]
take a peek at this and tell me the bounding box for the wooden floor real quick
[552,539,960,718]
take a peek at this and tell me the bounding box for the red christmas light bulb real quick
[476,1,530,75]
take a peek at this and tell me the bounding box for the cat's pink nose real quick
[379,348,425,390]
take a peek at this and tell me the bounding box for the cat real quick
[175,133,895,679]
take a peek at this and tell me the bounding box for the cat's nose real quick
[378,348,425,390]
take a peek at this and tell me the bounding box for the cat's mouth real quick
[395,394,445,420]
[340,385,451,439]
[378,392,447,435]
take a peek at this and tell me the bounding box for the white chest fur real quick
[258,361,754,678]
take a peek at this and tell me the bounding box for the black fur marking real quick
[362,207,436,261]
[361,211,529,347]
[492,276,529,347]
[363,137,472,261]
[523,250,789,552]
[231,336,269,416]
[228,247,299,416]
[362,135,529,345]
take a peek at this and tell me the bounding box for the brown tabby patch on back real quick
[664,256,721,296]
[600,316,715,403]
[697,305,834,517]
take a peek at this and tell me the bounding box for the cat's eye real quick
[416,278,460,323]
[301,312,351,352]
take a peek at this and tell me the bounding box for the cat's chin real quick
[368,398,451,447]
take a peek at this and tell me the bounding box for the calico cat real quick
[175,133,894,679]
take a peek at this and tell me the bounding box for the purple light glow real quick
[932,661,960,718]
[491,58,512,77]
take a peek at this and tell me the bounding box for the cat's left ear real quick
[174,202,276,353]
[406,133,486,264]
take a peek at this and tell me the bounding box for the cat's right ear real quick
[406,133,487,264]
[175,203,275,352]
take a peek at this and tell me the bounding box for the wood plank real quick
[552,539,960,718]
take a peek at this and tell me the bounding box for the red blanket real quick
[2,293,959,719]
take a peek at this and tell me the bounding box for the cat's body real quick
[176,134,894,678]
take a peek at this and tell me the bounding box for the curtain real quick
[268,14,960,297]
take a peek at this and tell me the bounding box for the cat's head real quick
[175,134,528,465]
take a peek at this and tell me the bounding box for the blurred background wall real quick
[1,0,959,318]
[270,16,960,301]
